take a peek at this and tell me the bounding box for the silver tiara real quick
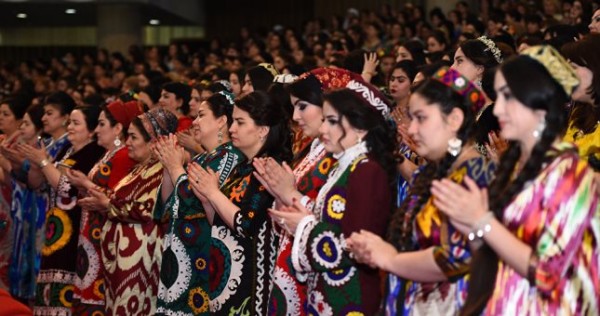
[477,36,503,64]
[217,90,235,106]
[346,80,390,116]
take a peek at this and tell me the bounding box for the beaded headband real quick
[217,90,235,107]
[520,45,579,96]
[432,67,486,114]
[346,79,391,116]
[477,36,503,64]
[216,80,233,92]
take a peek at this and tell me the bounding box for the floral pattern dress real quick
[155,142,241,315]
[484,142,599,315]
[291,142,392,315]
[268,139,334,316]
[209,159,279,315]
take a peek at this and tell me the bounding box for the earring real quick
[447,137,462,157]
[532,117,546,139]
[217,130,223,144]
[356,135,363,145]
[114,138,122,147]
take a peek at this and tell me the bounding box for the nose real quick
[292,107,301,122]
[407,119,417,137]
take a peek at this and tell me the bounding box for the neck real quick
[104,142,116,153]
[50,128,67,141]
[202,135,228,153]
[242,144,262,161]
[394,96,409,109]
[71,139,92,153]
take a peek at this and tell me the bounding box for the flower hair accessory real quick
[346,79,391,116]
[217,90,235,107]
[432,67,486,114]
[477,36,503,64]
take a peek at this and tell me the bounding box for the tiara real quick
[217,90,235,106]
[477,36,503,64]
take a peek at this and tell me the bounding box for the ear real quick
[114,122,124,136]
[354,128,368,140]
[475,64,485,80]
[258,126,270,139]
[447,107,465,133]
[216,115,228,130]
[533,109,547,121]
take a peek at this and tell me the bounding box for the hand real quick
[78,187,110,211]
[362,52,379,77]
[252,158,277,198]
[176,130,202,153]
[485,131,508,163]
[153,134,186,171]
[65,169,93,190]
[397,124,418,152]
[18,142,47,165]
[430,176,488,234]
[0,145,25,165]
[186,162,220,200]
[268,198,312,235]
[253,157,296,203]
[345,230,398,269]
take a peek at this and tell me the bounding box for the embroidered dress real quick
[209,159,278,315]
[9,134,71,301]
[484,142,599,315]
[268,139,334,315]
[73,146,136,315]
[101,159,165,315]
[155,142,241,315]
[34,142,105,316]
[291,142,392,315]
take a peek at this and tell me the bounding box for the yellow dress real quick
[563,121,600,160]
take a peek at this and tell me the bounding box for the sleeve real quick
[108,169,162,223]
[232,174,275,238]
[292,161,392,273]
[56,149,103,210]
[532,156,599,295]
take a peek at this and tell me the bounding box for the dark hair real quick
[391,60,418,83]
[205,93,235,127]
[247,65,276,92]
[287,74,324,106]
[1,95,30,120]
[462,55,569,315]
[323,89,398,196]
[234,91,292,163]
[100,106,127,140]
[44,91,76,115]
[427,29,449,50]
[267,83,293,121]
[74,105,101,132]
[562,33,600,111]
[401,40,427,67]
[25,103,44,131]
[162,82,192,115]
[388,78,477,252]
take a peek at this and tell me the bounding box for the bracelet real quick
[362,71,376,76]
[467,211,494,241]
[39,159,50,168]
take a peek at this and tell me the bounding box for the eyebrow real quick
[497,85,510,92]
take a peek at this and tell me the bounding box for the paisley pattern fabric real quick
[209,159,278,315]
[386,156,496,316]
[73,147,136,315]
[485,142,600,315]
[268,140,334,316]
[155,142,242,316]
[34,142,105,316]
[291,143,392,315]
[101,159,165,316]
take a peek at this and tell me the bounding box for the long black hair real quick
[461,55,570,315]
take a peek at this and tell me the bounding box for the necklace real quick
[293,139,327,184]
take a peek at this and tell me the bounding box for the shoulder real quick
[452,155,497,187]
[348,155,387,181]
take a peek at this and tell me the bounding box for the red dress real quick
[176,116,193,132]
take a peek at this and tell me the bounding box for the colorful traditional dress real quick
[563,120,600,161]
[9,134,71,300]
[101,159,165,315]
[385,156,496,316]
[484,142,599,315]
[209,158,279,315]
[268,139,334,315]
[155,142,241,315]
[34,142,105,315]
[73,146,136,315]
[291,142,392,315]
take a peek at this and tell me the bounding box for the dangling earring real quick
[114,138,122,147]
[217,130,223,144]
[356,135,363,145]
[532,117,546,139]
[447,137,462,157]
[475,79,482,88]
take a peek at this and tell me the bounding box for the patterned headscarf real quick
[138,108,178,141]
[520,45,579,96]
[431,67,486,114]
[298,67,360,91]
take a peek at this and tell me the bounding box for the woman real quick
[396,40,427,68]
[159,82,193,132]
[82,108,177,315]
[153,91,242,315]
[433,46,598,315]
[451,36,504,159]
[241,63,279,95]
[6,103,45,303]
[229,69,245,97]
[22,105,105,315]
[255,67,356,315]
[67,100,141,314]
[347,68,496,315]
[188,91,292,315]
[269,79,398,315]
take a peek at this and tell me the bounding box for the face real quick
[318,101,362,154]
[192,101,226,146]
[451,48,481,82]
[0,103,19,134]
[67,110,94,147]
[389,68,412,101]
[42,104,68,135]
[493,71,544,143]
[396,46,413,62]
[570,62,594,104]
[19,113,38,143]
[590,10,600,33]
[229,73,242,96]
[189,89,202,118]
[380,57,395,75]
[229,105,267,158]
[407,93,460,161]
[126,124,152,162]
[241,74,254,95]
[159,90,182,112]
[427,37,444,52]
[95,111,121,149]
[291,95,323,138]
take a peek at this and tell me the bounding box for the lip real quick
[390,89,397,94]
